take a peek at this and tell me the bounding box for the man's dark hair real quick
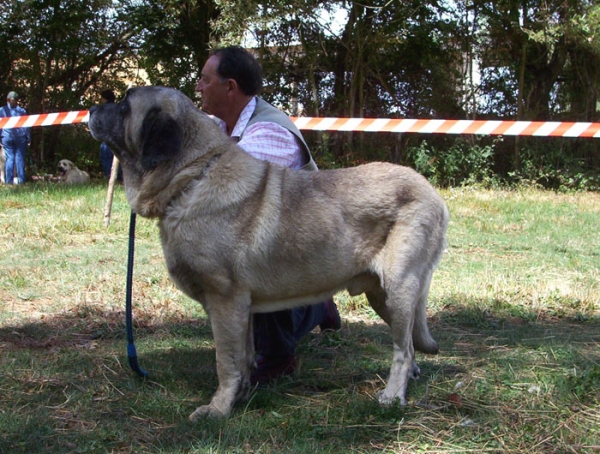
[210,46,263,96]
[100,89,116,103]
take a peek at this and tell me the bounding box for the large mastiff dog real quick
[88,86,449,420]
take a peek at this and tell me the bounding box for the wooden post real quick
[103,155,120,227]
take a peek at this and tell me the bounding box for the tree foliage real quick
[1,0,141,166]
[124,0,221,95]
[0,0,598,184]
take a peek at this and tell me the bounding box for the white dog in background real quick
[57,159,90,185]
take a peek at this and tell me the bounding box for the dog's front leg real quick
[189,293,252,421]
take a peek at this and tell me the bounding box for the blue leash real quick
[126,210,149,378]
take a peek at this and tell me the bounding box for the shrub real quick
[407,137,498,187]
[508,140,600,191]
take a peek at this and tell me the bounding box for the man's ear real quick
[226,78,238,94]
[140,107,182,171]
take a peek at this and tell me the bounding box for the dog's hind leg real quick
[369,277,417,406]
[189,292,252,421]
[366,283,426,384]
[367,287,417,381]
[368,251,441,405]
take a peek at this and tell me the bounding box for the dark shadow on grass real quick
[430,298,600,350]
[1,299,599,453]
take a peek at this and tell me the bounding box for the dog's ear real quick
[140,107,182,171]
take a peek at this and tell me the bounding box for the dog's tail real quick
[412,289,439,354]
[412,205,447,355]
[412,267,439,354]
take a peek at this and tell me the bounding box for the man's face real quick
[195,55,229,118]
[7,97,18,108]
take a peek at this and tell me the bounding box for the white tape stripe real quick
[504,122,531,136]
[293,117,311,129]
[62,111,80,124]
[532,122,561,136]
[447,120,474,134]
[338,118,365,131]
[419,119,447,133]
[41,113,59,126]
[475,121,503,135]
[22,114,41,127]
[4,117,20,128]
[390,119,419,133]
[313,117,340,130]
[364,118,391,131]
[563,122,591,137]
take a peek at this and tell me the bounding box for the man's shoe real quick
[250,355,297,385]
[319,299,342,332]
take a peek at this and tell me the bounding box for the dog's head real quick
[89,87,191,171]
[58,159,75,175]
[88,86,230,217]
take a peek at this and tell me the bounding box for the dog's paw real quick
[377,390,408,407]
[409,362,421,380]
[188,405,228,421]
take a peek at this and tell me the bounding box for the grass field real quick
[1,183,599,453]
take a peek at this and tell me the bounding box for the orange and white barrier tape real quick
[0,111,89,129]
[292,117,600,138]
[2,111,600,138]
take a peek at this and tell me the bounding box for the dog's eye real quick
[119,102,130,116]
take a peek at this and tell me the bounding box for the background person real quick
[0,91,31,185]
[195,46,341,384]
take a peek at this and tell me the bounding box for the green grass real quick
[1,183,599,453]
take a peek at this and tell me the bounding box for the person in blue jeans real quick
[1,91,31,185]
[195,46,342,384]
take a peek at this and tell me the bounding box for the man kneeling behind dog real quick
[195,46,342,385]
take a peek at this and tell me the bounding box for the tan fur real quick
[57,159,90,184]
[88,86,450,420]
